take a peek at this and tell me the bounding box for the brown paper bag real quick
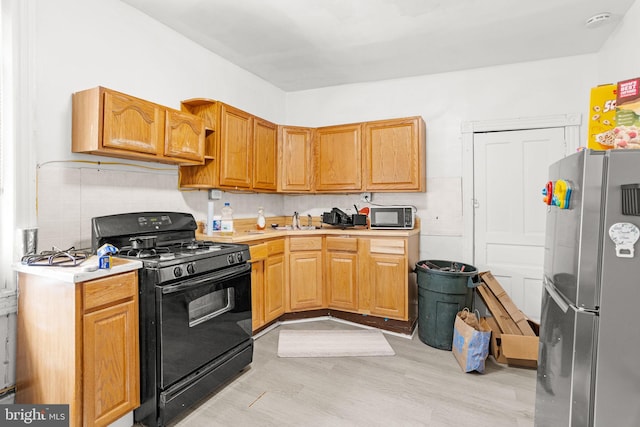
[452,310,491,373]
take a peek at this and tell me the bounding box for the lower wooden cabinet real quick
[16,270,140,427]
[367,252,407,319]
[288,237,324,311]
[363,238,414,321]
[250,239,285,331]
[326,236,359,311]
[248,232,418,329]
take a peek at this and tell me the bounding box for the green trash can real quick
[415,260,478,350]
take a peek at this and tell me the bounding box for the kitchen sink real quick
[274,225,318,231]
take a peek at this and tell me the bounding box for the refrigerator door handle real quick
[544,277,570,313]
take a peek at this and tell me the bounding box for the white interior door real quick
[473,128,566,321]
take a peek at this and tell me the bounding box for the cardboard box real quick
[587,84,617,150]
[613,77,640,149]
[486,317,539,369]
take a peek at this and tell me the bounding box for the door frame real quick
[461,113,582,264]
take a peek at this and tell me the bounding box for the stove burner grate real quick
[178,240,223,251]
[124,246,172,259]
[21,247,90,267]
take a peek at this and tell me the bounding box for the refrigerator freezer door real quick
[535,279,597,427]
[593,150,640,426]
[544,150,604,309]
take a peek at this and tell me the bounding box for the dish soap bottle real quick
[221,202,234,235]
[256,207,266,230]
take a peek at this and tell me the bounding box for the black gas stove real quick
[91,212,253,427]
[92,212,250,284]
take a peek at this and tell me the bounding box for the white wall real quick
[27,0,640,260]
[28,0,288,251]
[284,55,598,262]
[597,0,640,84]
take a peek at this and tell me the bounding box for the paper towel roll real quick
[207,200,215,236]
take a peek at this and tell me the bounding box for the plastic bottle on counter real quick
[256,207,266,230]
[212,215,222,232]
[221,202,234,235]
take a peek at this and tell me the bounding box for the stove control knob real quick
[236,252,244,262]
[174,266,183,278]
[186,263,196,275]
[227,254,235,264]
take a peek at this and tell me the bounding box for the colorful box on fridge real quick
[587,84,617,150]
[613,77,640,149]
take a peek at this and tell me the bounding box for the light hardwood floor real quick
[169,319,536,427]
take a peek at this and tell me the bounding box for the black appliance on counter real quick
[91,212,253,427]
[322,207,367,228]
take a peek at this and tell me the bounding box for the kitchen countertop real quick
[197,225,420,243]
[13,256,142,283]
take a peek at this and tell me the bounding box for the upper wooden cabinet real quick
[315,123,363,192]
[179,100,277,191]
[72,87,205,165]
[363,116,426,192]
[164,109,206,162]
[218,104,253,189]
[278,125,314,192]
[175,96,425,193]
[253,117,278,192]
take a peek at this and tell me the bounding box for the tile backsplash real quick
[36,165,283,251]
[36,164,464,259]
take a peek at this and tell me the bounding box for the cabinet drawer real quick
[369,239,405,255]
[267,239,285,255]
[83,271,137,312]
[250,243,268,261]
[326,236,358,252]
[289,236,322,251]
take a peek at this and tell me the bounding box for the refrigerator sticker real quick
[541,181,554,205]
[552,179,572,209]
[608,222,640,258]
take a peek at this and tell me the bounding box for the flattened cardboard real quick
[480,272,535,336]
[484,315,507,364]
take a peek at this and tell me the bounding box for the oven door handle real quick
[161,263,251,294]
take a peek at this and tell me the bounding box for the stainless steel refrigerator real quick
[535,149,640,426]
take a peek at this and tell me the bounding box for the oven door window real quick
[189,287,235,327]
[157,267,251,389]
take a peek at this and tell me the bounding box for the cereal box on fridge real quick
[613,77,640,149]
[587,84,617,150]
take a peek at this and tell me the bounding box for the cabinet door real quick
[253,117,278,191]
[279,126,314,192]
[83,299,140,426]
[326,251,358,311]
[315,123,362,191]
[326,237,359,311]
[289,251,323,310]
[164,109,205,163]
[363,117,426,191]
[264,253,286,321]
[368,253,406,320]
[103,90,163,155]
[251,259,266,331]
[219,104,252,189]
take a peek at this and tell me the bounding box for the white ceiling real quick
[122,0,635,91]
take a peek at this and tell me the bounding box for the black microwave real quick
[369,206,415,229]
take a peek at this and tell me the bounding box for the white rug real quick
[277,329,395,357]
